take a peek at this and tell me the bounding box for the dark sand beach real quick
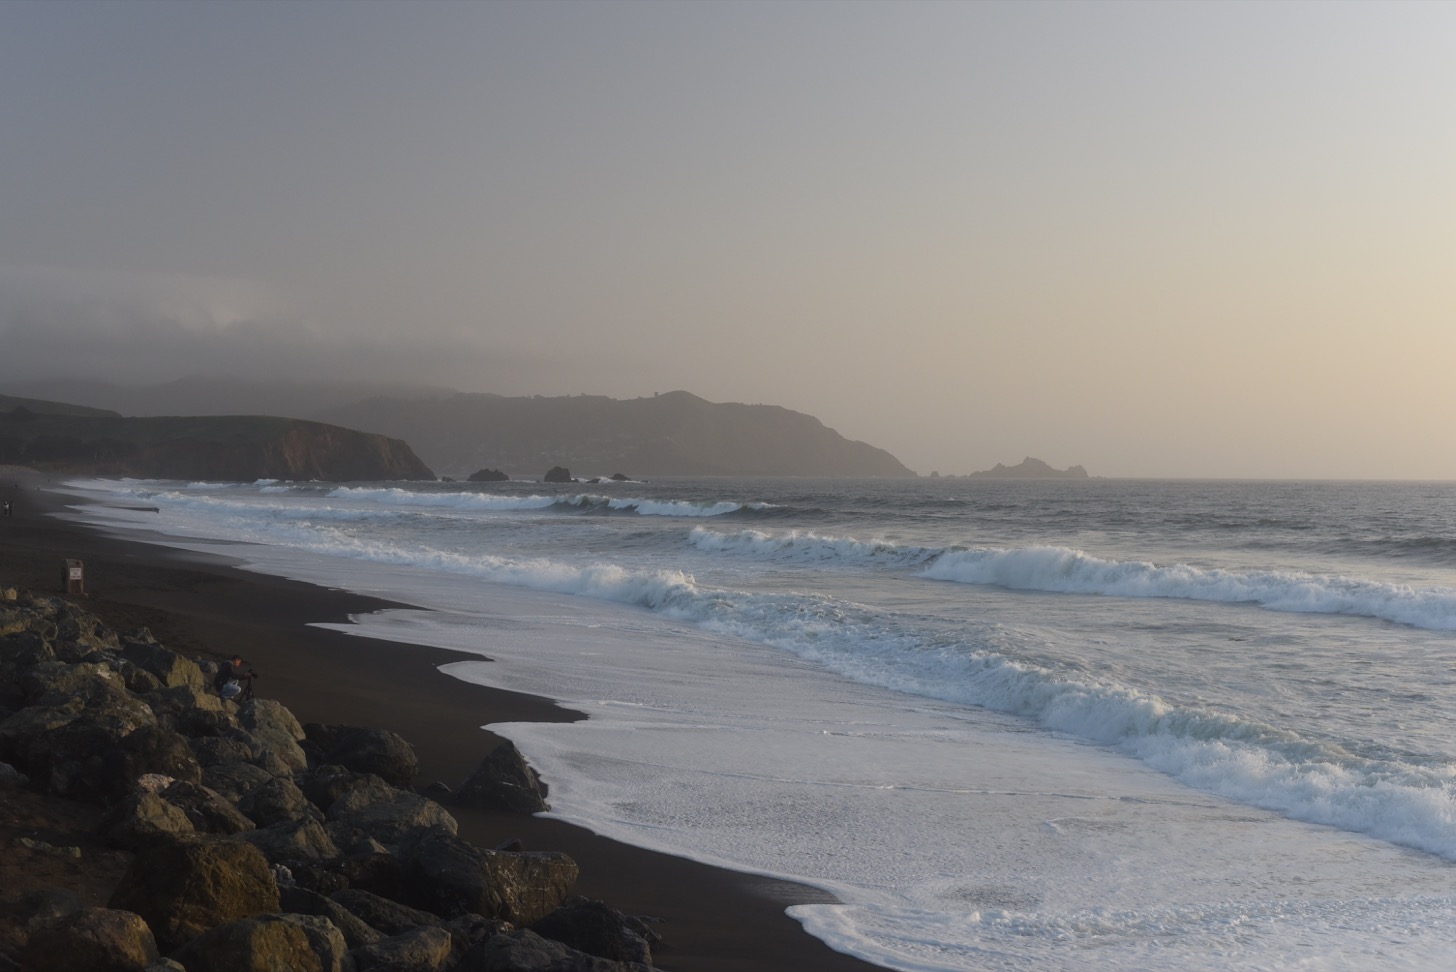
[0,469,875,972]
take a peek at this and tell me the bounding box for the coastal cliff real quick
[0,406,434,481]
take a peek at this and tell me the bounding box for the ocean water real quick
[56,476,1456,971]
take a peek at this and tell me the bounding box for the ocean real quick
[57,476,1456,971]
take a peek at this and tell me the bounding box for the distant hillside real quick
[0,393,120,419]
[317,390,916,478]
[965,457,1089,480]
[0,409,433,481]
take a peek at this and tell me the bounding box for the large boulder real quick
[348,925,455,972]
[330,888,443,937]
[531,897,658,967]
[108,836,280,953]
[119,640,206,693]
[202,760,277,804]
[19,907,159,972]
[99,790,198,850]
[394,827,496,919]
[327,776,458,845]
[157,780,256,836]
[171,913,348,972]
[235,700,308,774]
[304,724,419,787]
[235,817,341,866]
[279,886,384,950]
[236,775,315,827]
[100,726,203,799]
[455,740,549,814]
[477,849,580,927]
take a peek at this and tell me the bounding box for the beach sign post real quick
[64,559,84,595]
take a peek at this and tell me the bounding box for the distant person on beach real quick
[215,654,256,701]
[2,501,10,516]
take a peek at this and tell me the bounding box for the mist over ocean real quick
[61,476,1456,971]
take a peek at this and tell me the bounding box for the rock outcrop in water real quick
[0,589,663,970]
[965,457,1089,480]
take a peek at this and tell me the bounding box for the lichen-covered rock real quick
[348,925,454,972]
[109,836,280,953]
[330,888,443,937]
[20,907,159,972]
[235,700,308,774]
[119,641,206,693]
[158,780,256,836]
[99,790,198,850]
[201,760,275,803]
[171,913,348,972]
[476,850,579,927]
[327,777,457,845]
[101,726,203,799]
[455,740,549,814]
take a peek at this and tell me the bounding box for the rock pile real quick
[0,588,663,971]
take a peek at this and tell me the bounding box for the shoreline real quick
[0,470,875,972]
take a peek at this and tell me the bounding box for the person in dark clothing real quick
[214,654,256,701]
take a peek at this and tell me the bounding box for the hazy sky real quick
[2,1,1453,479]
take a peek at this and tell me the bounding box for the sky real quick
[1,1,1453,479]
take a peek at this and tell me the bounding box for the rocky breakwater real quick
[0,588,663,972]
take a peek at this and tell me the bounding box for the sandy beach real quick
[0,469,875,972]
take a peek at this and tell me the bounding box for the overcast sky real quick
[2,1,1452,478]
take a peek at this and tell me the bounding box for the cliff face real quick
[0,412,433,481]
[318,390,916,478]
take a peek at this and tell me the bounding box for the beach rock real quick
[455,740,549,814]
[157,780,255,836]
[330,888,443,937]
[0,759,28,789]
[456,928,651,972]
[26,660,130,708]
[477,849,580,927]
[279,886,384,950]
[20,907,159,972]
[394,826,496,918]
[201,760,276,803]
[348,925,455,972]
[234,817,340,865]
[305,723,419,787]
[327,777,458,845]
[19,708,156,800]
[99,790,198,850]
[235,700,308,773]
[109,836,280,952]
[101,726,203,799]
[120,641,206,693]
[170,913,348,972]
[531,897,657,966]
[236,775,315,827]
[299,763,368,810]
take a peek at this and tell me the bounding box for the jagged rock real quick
[327,776,458,845]
[299,764,369,810]
[101,726,203,799]
[543,466,573,483]
[330,888,443,937]
[20,907,159,972]
[394,827,495,919]
[171,913,348,972]
[26,661,130,708]
[193,735,259,769]
[456,928,652,972]
[305,724,419,787]
[348,925,455,972]
[467,468,509,482]
[279,886,384,950]
[236,775,315,827]
[119,641,206,693]
[158,780,255,836]
[455,740,549,814]
[17,706,156,800]
[109,836,280,953]
[235,700,308,773]
[234,817,340,865]
[531,897,657,966]
[201,760,276,803]
[99,790,198,850]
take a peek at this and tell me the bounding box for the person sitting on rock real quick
[214,654,256,701]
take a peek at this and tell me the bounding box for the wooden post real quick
[64,559,84,595]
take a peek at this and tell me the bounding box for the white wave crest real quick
[328,486,764,518]
[690,527,937,566]
[921,545,1456,631]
